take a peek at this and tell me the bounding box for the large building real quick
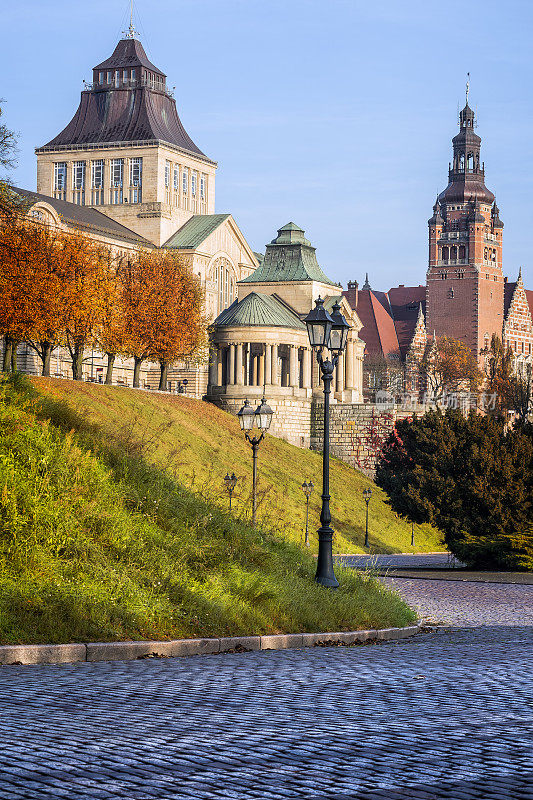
[349,98,533,400]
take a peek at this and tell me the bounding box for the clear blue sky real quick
[2,0,532,290]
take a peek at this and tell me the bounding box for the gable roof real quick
[344,283,426,360]
[241,222,337,285]
[13,187,152,246]
[214,292,305,329]
[164,214,231,249]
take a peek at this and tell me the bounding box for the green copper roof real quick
[214,292,305,329]
[241,222,336,285]
[164,214,230,249]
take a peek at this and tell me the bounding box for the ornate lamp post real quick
[363,488,372,548]
[224,472,238,510]
[301,480,314,547]
[304,297,350,588]
[237,397,274,527]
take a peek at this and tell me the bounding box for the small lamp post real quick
[304,297,350,588]
[224,472,238,510]
[301,480,314,547]
[363,488,372,548]
[237,397,274,527]
[411,520,415,547]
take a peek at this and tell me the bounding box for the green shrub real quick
[375,409,533,570]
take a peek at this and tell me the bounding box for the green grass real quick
[31,377,444,555]
[0,375,422,645]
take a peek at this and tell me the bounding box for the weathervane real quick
[466,72,470,105]
[123,0,137,39]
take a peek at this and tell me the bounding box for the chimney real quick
[345,280,359,309]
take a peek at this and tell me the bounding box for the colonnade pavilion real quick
[206,223,365,448]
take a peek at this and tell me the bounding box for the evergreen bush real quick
[375,409,533,570]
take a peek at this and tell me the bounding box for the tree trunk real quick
[159,361,169,391]
[71,344,84,381]
[2,337,13,373]
[41,342,53,377]
[105,353,115,385]
[11,344,17,373]
[133,357,142,388]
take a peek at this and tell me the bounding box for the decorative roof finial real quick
[362,272,371,290]
[123,0,137,39]
[466,72,470,105]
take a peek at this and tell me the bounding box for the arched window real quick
[467,153,474,171]
[442,246,449,262]
[448,287,454,299]
[450,245,457,261]
[459,154,465,171]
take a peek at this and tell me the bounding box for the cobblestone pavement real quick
[1,624,532,799]
[382,577,533,626]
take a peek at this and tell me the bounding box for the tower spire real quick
[466,72,470,105]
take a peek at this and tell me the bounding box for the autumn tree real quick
[0,220,110,377]
[0,101,24,224]
[120,250,207,389]
[418,336,483,404]
[482,334,514,416]
[94,258,129,384]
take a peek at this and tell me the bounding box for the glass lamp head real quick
[255,397,274,432]
[329,300,350,354]
[304,296,333,349]
[237,399,255,431]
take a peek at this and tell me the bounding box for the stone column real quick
[253,352,258,386]
[217,347,223,386]
[208,346,218,386]
[236,344,244,385]
[336,352,344,394]
[229,344,236,385]
[258,347,265,387]
[345,339,354,389]
[271,344,279,385]
[303,348,312,388]
[289,345,298,388]
[265,344,272,385]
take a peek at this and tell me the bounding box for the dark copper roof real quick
[13,186,152,245]
[37,38,213,163]
[94,39,165,76]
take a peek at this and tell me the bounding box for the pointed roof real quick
[164,214,230,249]
[362,272,371,290]
[37,38,213,162]
[214,292,305,329]
[241,223,336,285]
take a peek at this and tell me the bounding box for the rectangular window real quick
[123,69,128,82]
[130,157,142,186]
[115,70,120,88]
[91,159,104,189]
[200,174,206,199]
[131,68,136,80]
[99,71,104,84]
[130,187,142,203]
[54,162,67,191]
[72,162,85,204]
[191,171,197,197]
[111,159,124,187]
[107,70,112,84]
[165,160,171,188]
[173,165,179,191]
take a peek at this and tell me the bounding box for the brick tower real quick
[426,93,505,358]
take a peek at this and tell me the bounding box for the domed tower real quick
[35,30,217,246]
[426,84,504,359]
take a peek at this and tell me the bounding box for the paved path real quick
[337,553,462,569]
[1,623,532,799]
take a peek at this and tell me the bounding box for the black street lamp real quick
[301,480,314,547]
[237,397,274,527]
[363,488,372,548]
[411,520,415,547]
[304,297,350,588]
[224,472,238,510]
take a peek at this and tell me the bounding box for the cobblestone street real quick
[1,574,532,800]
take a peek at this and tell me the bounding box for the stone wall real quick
[311,402,417,476]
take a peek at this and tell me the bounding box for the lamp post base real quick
[315,526,339,589]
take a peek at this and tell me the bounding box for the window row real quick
[164,160,207,208]
[439,270,465,280]
[53,159,143,205]
[440,245,468,262]
[95,68,164,90]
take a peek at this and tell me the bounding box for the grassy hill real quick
[32,378,443,554]
[0,376,439,645]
